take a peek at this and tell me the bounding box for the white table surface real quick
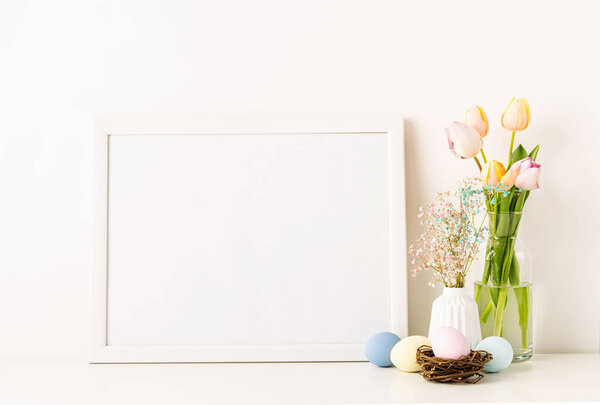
[0,354,598,404]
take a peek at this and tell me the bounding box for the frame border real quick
[90,116,407,363]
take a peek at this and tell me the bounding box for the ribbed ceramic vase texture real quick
[428,287,482,349]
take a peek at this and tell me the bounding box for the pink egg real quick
[430,326,471,360]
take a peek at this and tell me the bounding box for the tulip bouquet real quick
[446,98,540,358]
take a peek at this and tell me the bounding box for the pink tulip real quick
[513,157,541,190]
[446,122,483,159]
[465,105,489,138]
[501,157,541,189]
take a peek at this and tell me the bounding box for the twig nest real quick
[416,345,492,383]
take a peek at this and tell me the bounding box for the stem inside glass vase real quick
[476,211,532,358]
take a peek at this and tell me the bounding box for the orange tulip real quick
[481,160,506,186]
[465,105,489,138]
[500,167,519,188]
[501,98,530,132]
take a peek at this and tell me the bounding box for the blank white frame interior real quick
[91,117,407,363]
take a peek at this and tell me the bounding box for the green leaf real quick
[529,144,540,161]
[509,254,521,286]
[514,191,528,212]
[499,188,515,213]
[508,144,529,169]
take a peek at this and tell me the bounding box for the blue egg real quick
[365,332,401,367]
[476,336,514,373]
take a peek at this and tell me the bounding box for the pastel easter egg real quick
[390,335,431,372]
[476,336,513,372]
[364,332,401,367]
[430,326,470,360]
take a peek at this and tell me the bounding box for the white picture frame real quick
[91,116,407,363]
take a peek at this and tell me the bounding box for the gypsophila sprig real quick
[409,177,487,288]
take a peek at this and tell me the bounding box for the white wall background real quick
[0,0,598,359]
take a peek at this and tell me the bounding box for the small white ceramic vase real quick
[428,287,482,349]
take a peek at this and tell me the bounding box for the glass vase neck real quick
[487,210,524,238]
[487,211,523,218]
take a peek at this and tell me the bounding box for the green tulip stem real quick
[474,156,482,171]
[508,131,516,166]
[494,289,508,336]
[480,148,488,164]
[480,300,493,323]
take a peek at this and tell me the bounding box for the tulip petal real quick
[446,127,456,156]
[481,160,506,186]
[515,167,540,190]
[500,169,519,188]
[447,121,482,159]
[516,157,533,171]
[465,105,489,138]
[481,162,491,185]
[502,98,531,132]
[523,101,531,129]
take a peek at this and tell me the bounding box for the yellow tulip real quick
[481,160,506,186]
[501,98,530,132]
[465,105,489,138]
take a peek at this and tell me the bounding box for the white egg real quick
[390,335,431,372]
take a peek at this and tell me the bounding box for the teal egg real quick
[476,336,513,372]
[365,332,401,367]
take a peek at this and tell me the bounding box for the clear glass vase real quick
[474,211,533,362]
